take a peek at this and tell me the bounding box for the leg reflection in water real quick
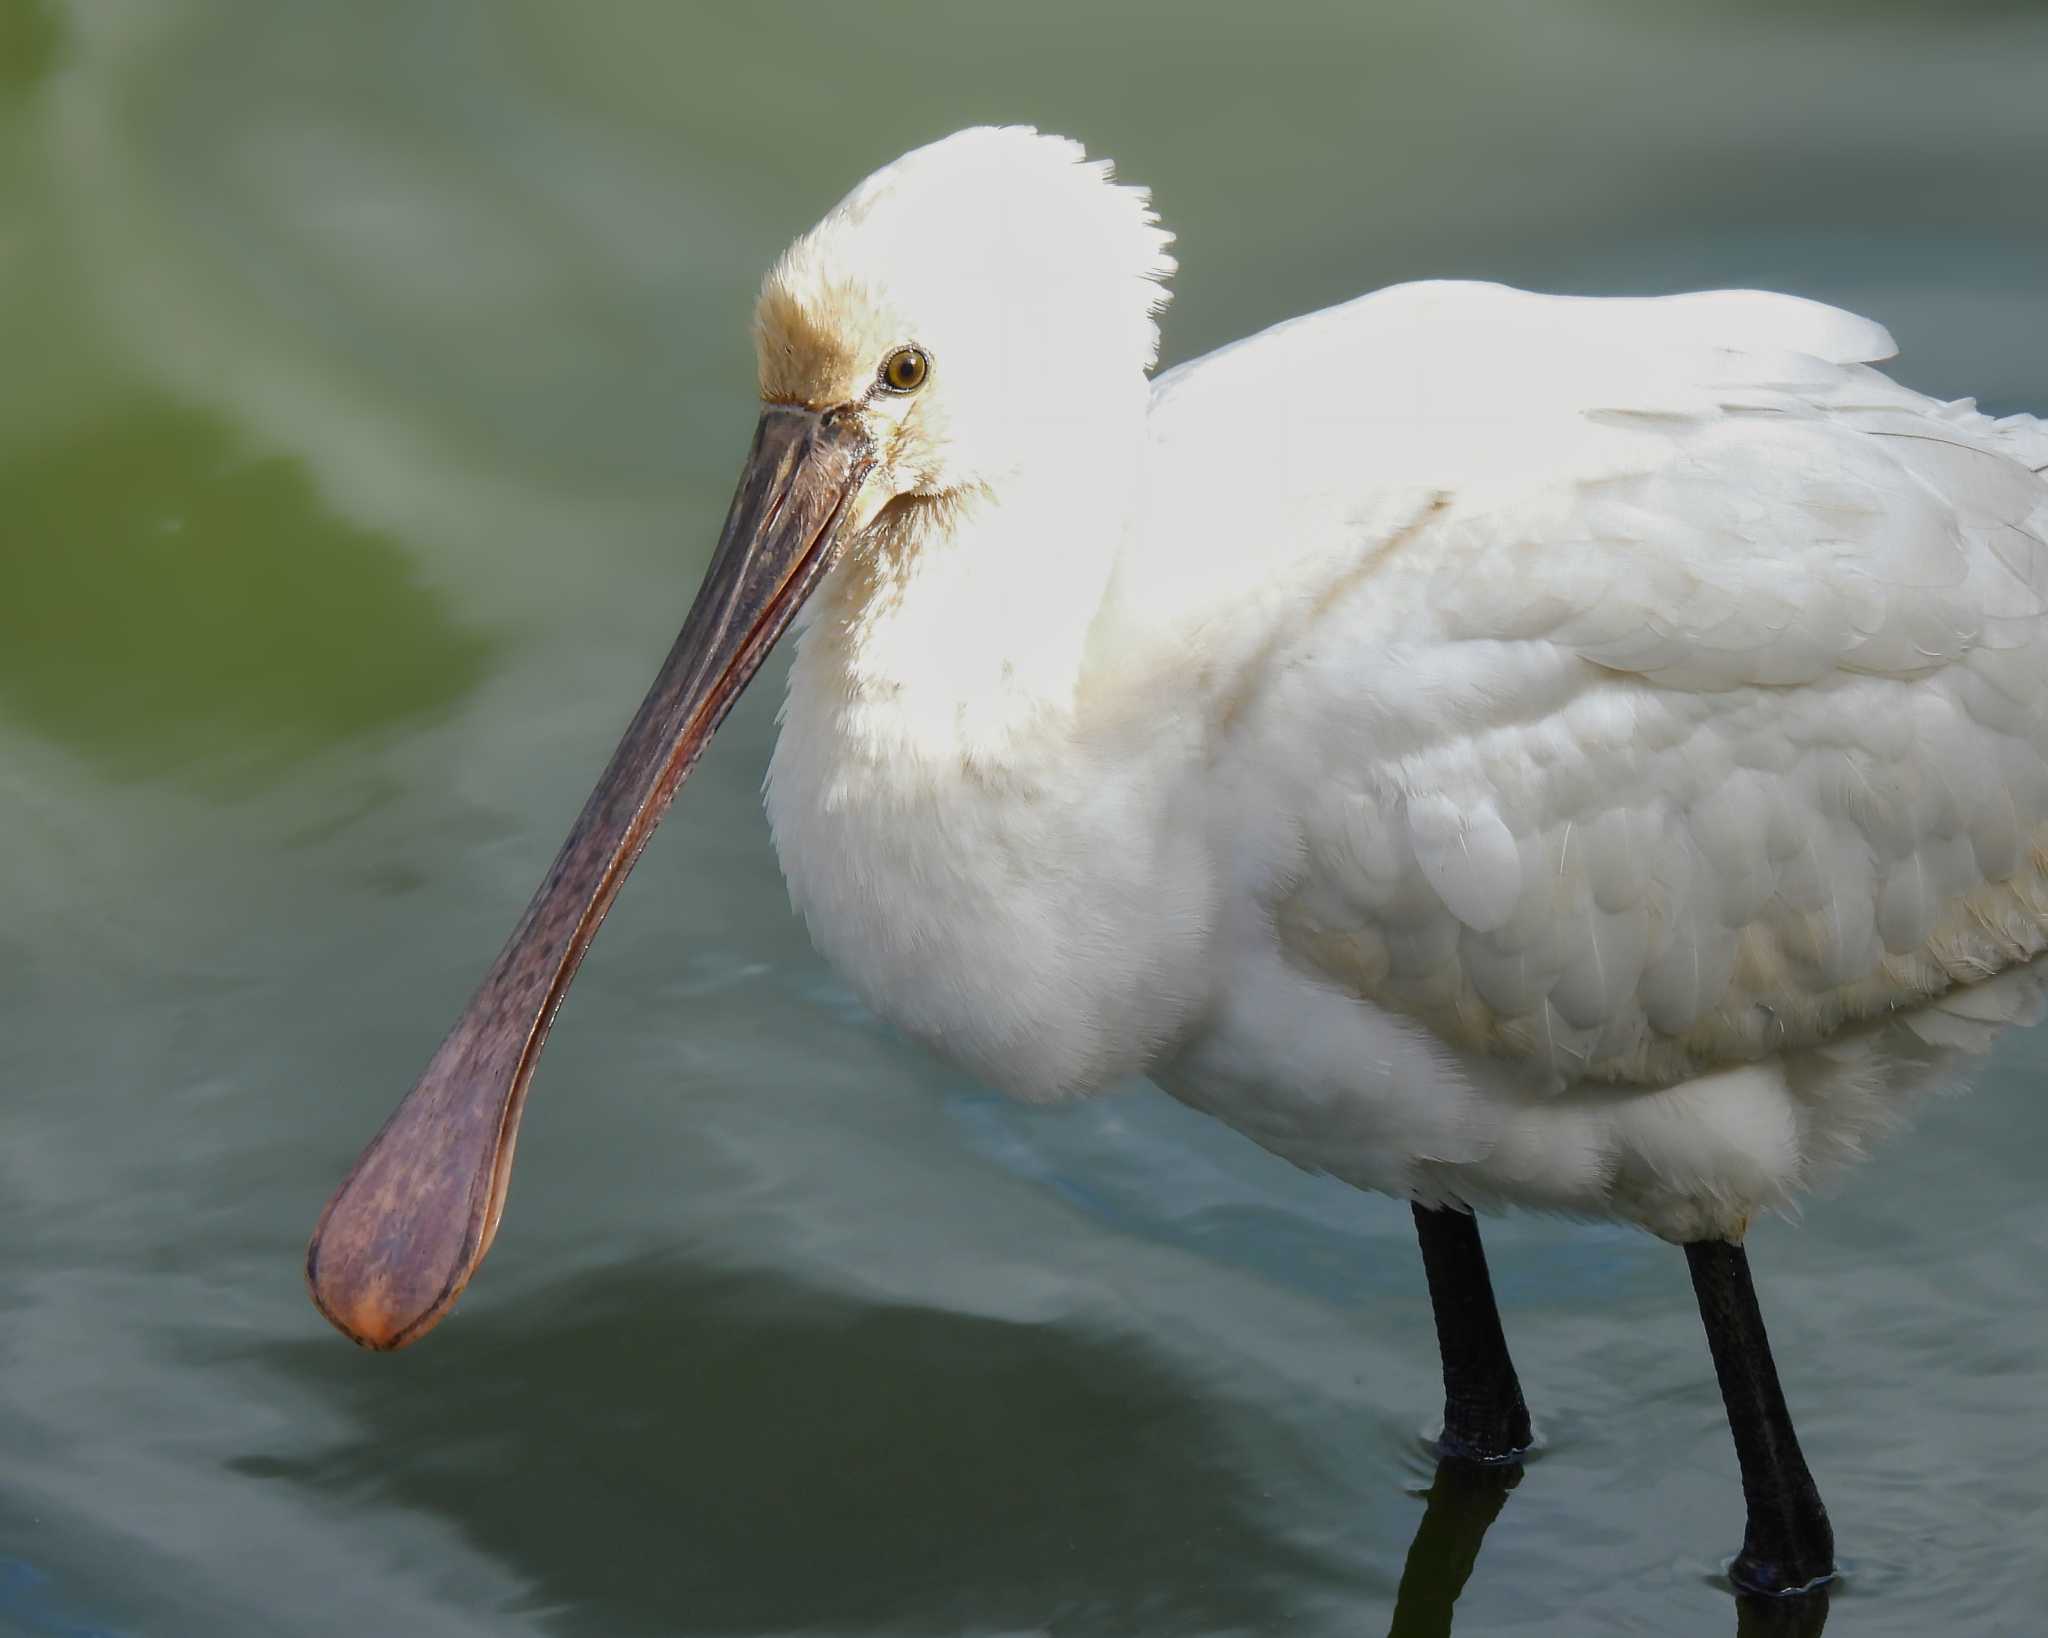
[1387,1458,1521,1638]
[1734,1583,1830,1637]
[1383,1456,1831,1637]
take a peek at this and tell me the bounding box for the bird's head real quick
[753,125,1173,515]
[303,128,1170,1351]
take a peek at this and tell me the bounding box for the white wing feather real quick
[1144,281,2048,1091]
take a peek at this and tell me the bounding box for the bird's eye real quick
[879,346,929,394]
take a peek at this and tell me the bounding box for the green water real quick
[4,3,2047,1633]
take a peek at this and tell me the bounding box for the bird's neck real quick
[765,409,1219,1102]
[787,433,1139,779]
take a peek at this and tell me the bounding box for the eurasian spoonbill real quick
[307,126,2048,1599]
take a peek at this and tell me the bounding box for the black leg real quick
[1685,1238,1835,1598]
[1412,1203,1532,1465]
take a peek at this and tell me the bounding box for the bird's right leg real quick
[1411,1203,1532,1465]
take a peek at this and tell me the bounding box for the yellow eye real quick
[879,346,929,394]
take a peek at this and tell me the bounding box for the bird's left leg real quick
[1685,1235,1835,1598]
[1411,1203,1532,1465]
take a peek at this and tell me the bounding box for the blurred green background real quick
[3,2,2046,1634]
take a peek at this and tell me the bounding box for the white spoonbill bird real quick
[308,127,2048,1598]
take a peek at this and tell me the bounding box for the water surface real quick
[5,3,2047,1633]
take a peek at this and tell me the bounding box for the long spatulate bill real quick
[306,405,873,1348]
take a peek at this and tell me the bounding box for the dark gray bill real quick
[306,404,873,1349]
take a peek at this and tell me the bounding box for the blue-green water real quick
[4,3,2047,1633]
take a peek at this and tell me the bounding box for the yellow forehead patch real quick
[753,278,903,409]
